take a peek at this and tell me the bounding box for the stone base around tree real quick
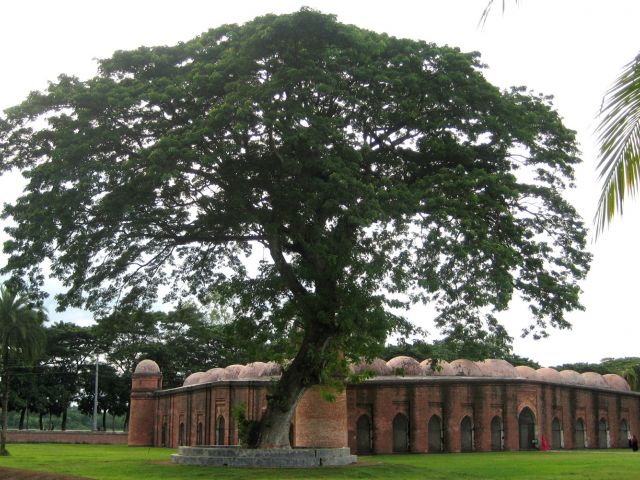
[170,446,357,467]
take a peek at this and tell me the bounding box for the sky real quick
[1,0,639,367]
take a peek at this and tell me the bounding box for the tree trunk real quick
[61,407,67,431]
[19,408,25,430]
[102,410,107,432]
[124,403,130,432]
[253,325,334,448]
[1,367,11,456]
[38,412,43,431]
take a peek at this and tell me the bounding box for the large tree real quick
[0,10,590,447]
[0,286,46,455]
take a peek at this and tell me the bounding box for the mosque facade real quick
[129,356,639,454]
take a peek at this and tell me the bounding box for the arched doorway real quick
[178,422,185,446]
[620,419,630,448]
[161,422,168,447]
[598,418,609,449]
[356,415,372,454]
[428,415,443,453]
[490,416,503,451]
[460,416,473,452]
[551,417,563,449]
[392,413,410,452]
[196,422,203,446]
[575,418,586,449]
[518,407,536,450]
[216,416,225,446]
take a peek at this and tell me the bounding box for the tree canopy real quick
[0,9,590,447]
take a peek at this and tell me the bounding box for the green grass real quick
[0,444,639,479]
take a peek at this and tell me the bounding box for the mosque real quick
[128,356,639,454]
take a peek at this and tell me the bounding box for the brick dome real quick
[224,364,244,379]
[537,367,562,383]
[559,369,587,386]
[515,365,538,380]
[421,359,455,376]
[262,361,282,377]
[450,359,483,376]
[477,359,517,377]
[387,356,423,376]
[603,374,631,391]
[581,372,609,389]
[433,360,456,376]
[134,359,161,375]
[350,358,393,376]
[238,362,268,378]
[205,367,227,380]
[183,372,206,386]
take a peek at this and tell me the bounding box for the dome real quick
[537,367,562,383]
[261,361,282,377]
[477,359,517,378]
[350,358,393,376]
[449,359,483,377]
[432,360,456,376]
[515,365,538,380]
[134,359,160,375]
[559,370,586,386]
[603,374,631,391]
[224,364,244,379]
[581,372,609,389]
[421,359,454,376]
[204,367,228,381]
[183,372,206,386]
[387,356,423,376]
[239,362,269,379]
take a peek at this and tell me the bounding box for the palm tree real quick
[0,286,46,456]
[595,55,640,235]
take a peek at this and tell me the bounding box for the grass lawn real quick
[0,444,639,479]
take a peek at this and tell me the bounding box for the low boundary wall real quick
[6,430,128,445]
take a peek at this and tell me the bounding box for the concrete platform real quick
[170,446,357,467]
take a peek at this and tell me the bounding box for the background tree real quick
[0,286,46,455]
[0,10,590,447]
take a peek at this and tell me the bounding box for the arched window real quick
[490,416,503,451]
[620,419,630,448]
[460,416,473,452]
[551,417,563,449]
[598,418,609,449]
[392,413,410,452]
[518,407,536,450]
[575,418,586,449]
[428,415,443,453]
[178,422,185,447]
[216,416,225,446]
[356,415,372,454]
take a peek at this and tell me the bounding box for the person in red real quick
[540,434,550,451]
[632,435,638,452]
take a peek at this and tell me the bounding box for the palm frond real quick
[595,53,640,236]
[478,0,520,29]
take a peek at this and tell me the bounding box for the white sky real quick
[1,0,639,367]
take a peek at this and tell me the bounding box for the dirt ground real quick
[0,467,89,480]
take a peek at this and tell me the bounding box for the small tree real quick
[0,10,590,447]
[0,286,46,455]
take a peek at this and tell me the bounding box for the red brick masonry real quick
[128,358,640,454]
[8,430,127,445]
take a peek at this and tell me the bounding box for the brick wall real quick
[7,430,127,444]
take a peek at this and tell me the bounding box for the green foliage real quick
[232,404,259,447]
[0,9,591,443]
